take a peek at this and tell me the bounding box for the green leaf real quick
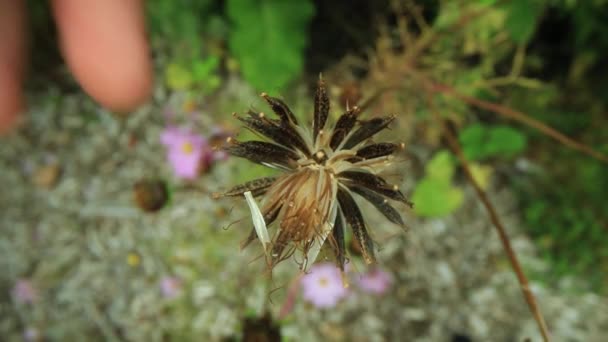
[412,150,463,217]
[191,56,220,82]
[486,126,527,158]
[165,62,193,90]
[459,124,527,160]
[505,0,543,44]
[227,0,315,90]
[425,150,455,181]
[459,123,486,160]
[412,179,464,217]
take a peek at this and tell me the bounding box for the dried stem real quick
[277,272,303,320]
[429,82,608,164]
[400,67,608,164]
[426,94,552,342]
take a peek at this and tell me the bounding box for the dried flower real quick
[356,267,393,295]
[12,279,38,304]
[159,276,182,299]
[161,126,210,179]
[218,76,412,270]
[301,263,348,308]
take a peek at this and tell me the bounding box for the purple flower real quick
[356,268,393,295]
[161,126,209,179]
[159,276,182,299]
[23,327,40,342]
[12,279,38,304]
[301,263,348,308]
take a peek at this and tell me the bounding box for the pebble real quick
[32,164,61,189]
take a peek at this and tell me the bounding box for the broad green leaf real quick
[469,163,494,190]
[426,151,455,181]
[459,124,527,160]
[412,150,463,217]
[505,0,543,44]
[227,0,315,90]
[486,126,527,158]
[412,178,464,217]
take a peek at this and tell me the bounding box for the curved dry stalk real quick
[399,67,608,164]
[426,94,552,342]
[430,82,608,164]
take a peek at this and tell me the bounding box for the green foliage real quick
[166,57,222,93]
[517,148,608,292]
[459,123,527,161]
[147,0,213,54]
[147,0,223,94]
[413,151,464,217]
[505,0,544,44]
[227,0,315,91]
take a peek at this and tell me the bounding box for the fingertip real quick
[0,0,27,135]
[52,0,153,113]
[0,90,24,135]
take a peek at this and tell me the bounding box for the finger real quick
[51,0,152,113]
[0,0,27,134]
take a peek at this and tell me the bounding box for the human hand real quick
[0,0,153,134]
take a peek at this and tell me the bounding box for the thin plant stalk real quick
[427,94,552,342]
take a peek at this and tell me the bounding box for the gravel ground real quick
[1,85,606,341]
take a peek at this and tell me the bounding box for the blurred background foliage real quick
[24,0,607,296]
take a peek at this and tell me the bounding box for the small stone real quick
[32,164,61,189]
[133,179,169,213]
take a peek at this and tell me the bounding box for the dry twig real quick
[426,93,552,342]
[429,82,608,164]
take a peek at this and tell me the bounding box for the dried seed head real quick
[219,76,411,271]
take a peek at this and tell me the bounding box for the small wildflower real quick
[126,252,141,267]
[161,126,210,180]
[356,267,393,295]
[12,279,38,304]
[301,263,348,308]
[159,276,182,299]
[23,327,40,342]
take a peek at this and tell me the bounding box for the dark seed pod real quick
[329,106,361,150]
[238,112,310,155]
[350,185,405,226]
[313,77,330,142]
[225,139,299,169]
[339,170,410,204]
[261,93,299,125]
[133,179,169,212]
[337,189,376,264]
[342,115,396,149]
[355,142,403,160]
[331,211,347,270]
[220,176,277,198]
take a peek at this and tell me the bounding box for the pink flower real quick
[12,279,38,304]
[23,327,40,342]
[161,126,209,179]
[301,263,348,308]
[356,268,393,295]
[159,276,182,299]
